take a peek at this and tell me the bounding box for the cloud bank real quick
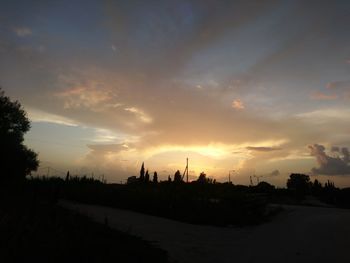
[309,144,350,175]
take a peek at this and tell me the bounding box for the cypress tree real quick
[139,162,145,182]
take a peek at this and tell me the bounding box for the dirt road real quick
[60,201,350,263]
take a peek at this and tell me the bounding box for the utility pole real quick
[182,158,189,182]
[186,158,189,183]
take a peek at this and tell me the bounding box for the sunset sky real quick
[1,0,350,186]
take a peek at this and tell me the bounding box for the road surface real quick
[60,200,350,263]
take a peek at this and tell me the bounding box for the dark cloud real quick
[342,147,350,163]
[309,144,350,175]
[104,0,279,77]
[246,146,282,152]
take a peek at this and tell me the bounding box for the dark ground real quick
[0,182,168,263]
[62,201,350,263]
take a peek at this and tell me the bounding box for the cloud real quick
[111,45,117,52]
[310,91,338,101]
[3,0,350,185]
[310,80,350,101]
[91,128,127,143]
[257,169,280,177]
[342,147,350,163]
[27,108,78,127]
[81,144,139,181]
[232,99,244,110]
[309,144,350,175]
[326,81,350,100]
[87,143,130,153]
[246,146,282,152]
[326,81,350,90]
[13,27,32,37]
[124,107,152,124]
[104,0,279,77]
[296,108,350,123]
[55,84,117,111]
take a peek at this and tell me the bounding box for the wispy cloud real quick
[296,108,350,123]
[124,107,152,123]
[310,91,338,101]
[13,27,32,37]
[246,146,282,152]
[87,143,129,153]
[27,108,78,127]
[55,85,115,110]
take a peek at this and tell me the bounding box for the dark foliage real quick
[311,179,322,196]
[153,172,158,183]
[197,172,208,183]
[145,170,150,183]
[0,89,38,181]
[139,162,145,182]
[254,181,275,193]
[287,173,311,198]
[54,178,269,226]
[0,181,168,263]
[173,170,183,183]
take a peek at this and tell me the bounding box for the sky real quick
[1,0,350,186]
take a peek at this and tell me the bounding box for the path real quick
[60,200,350,263]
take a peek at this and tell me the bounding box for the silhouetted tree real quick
[197,172,207,183]
[127,176,138,184]
[313,179,322,188]
[168,175,172,182]
[325,180,335,189]
[145,170,150,183]
[323,180,338,204]
[287,173,311,197]
[311,179,322,196]
[153,171,158,183]
[139,162,145,182]
[0,88,38,181]
[173,170,182,183]
[255,181,275,192]
[65,171,70,181]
